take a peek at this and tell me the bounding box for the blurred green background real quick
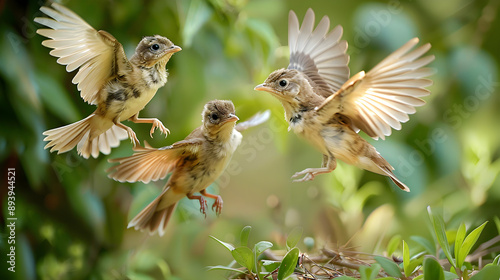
[1,0,499,279]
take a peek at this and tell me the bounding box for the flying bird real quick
[35,3,181,158]
[255,9,434,191]
[107,100,270,236]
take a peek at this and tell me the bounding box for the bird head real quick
[254,68,303,101]
[202,100,239,140]
[133,35,181,67]
[254,68,323,118]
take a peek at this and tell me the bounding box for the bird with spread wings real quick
[255,9,434,191]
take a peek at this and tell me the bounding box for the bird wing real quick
[236,110,271,132]
[288,8,350,97]
[316,38,435,140]
[107,139,203,184]
[35,3,131,105]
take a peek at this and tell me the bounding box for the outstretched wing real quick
[35,3,131,105]
[316,38,434,140]
[288,8,350,97]
[107,139,203,183]
[236,110,270,132]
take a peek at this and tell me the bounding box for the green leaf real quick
[411,235,437,256]
[492,254,500,265]
[210,235,235,252]
[334,276,357,280]
[401,242,423,277]
[444,271,459,280]
[454,223,466,268]
[286,227,303,250]
[403,240,411,277]
[359,264,381,280]
[423,257,444,280]
[387,234,401,256]
[207,265,245,274]
[457,221,488,269]
[277,247,299,280]
[240,226,252,247]
[469,265,500,280]
[231,247,254,271]
[407,258,423,277]
[374,256,402,277]
[427,206,455,267]
[254,241,273,257]
[254,241,272,276]
[494,216,500,234]
[446,229,457,245]
[262,260,281,272]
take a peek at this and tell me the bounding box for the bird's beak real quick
[167,45,182,54]
[223,114,239,124]
[254,83,272,92]
[255,83,284,99]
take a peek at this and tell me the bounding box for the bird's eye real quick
[211,113,219,121]
[279,79,288,87]
[150,44,160,51]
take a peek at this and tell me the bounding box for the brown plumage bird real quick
[107,100,270,236]
[35,3,181,158]
[255,9,434,191]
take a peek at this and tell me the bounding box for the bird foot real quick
[211,196,223,216]
[125,127,140,147]
[292,171,315,182]
[292,167,333,182]
[149,119,170,138]
[198,197,208,218]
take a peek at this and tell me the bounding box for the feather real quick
[317,38,434,139]
[35,3,129,105]
[288,9,350,96]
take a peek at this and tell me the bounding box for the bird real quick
[254,9,434,191]
[35,3,181,158]
[107,100,270,236]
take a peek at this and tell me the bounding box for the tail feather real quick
[128,188,178,236]
[43,114,128,158]
[43,117,91,153]
[381,168,410,192]
[368,155,410,192]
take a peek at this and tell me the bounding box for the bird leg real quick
[115,122,140,147]
[129,113,170,138]
[200,189,223,216]
[292,154,337,182]
[186,194,208,218]
[321,154,328,168]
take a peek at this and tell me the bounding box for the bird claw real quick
[291,170,315,182]
[198,197,208,218]
[149,119,170,138]
[125,128,140,147]
[212,196,223,216]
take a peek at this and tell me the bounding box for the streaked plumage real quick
[36,3,181,158]
[107,100,270,236]
[255,9,434,191]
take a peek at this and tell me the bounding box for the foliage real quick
[210,226,301,280]
[211,209,499,279]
